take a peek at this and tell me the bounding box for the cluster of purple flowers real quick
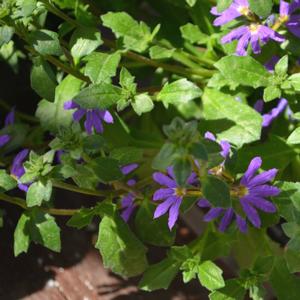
[64,100,113,135]
[211,0,300,55]
[152,132,280,232]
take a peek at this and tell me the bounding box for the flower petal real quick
[240,157,262,185]
[5,109,15,126]
[168,197,182,229]
[203,207,224,222]
[236,214,247,233]
[240,199,261,228]
[248,168,278,187]
[121,163,139,175]
[249,184,281,197]
[243,195,277,213]
[153,172,177,188]
[0,135,10,147]
[154,196,176,219]
[153,188,174,201]
[218,208,234,232]
[73,108,86,122]
[197,198,211,208]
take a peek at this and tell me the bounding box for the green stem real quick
[52,180,117,197]
[0,99,39,123]
[0,193,78,216]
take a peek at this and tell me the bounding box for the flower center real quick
[175,187,187,197]
[249,24,260,34]
[237,6,250,16]
[279,14,289,23]
[231,185,249,198]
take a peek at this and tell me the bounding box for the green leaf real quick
[287,127,300,144]
[30,30,62,56]
[173,158,192,186]
[135,200,176,247]
[96,209,148,278]
[101,12,156,52]
[70,27,102,60]
[275,55,288,77]
[67,207,96,229]
[249,0,273,18]
[14,213,31,256]
[36,75,83,132]
[132,93,154,115]
[139,257,180,291]
[202,175,231,208]
[198,261,225,291]
[29,210,61,252]
[186,0,197,7]
[288,73,300,91]
[149,45,175,59]
[209,279,246,300]
[202,88,262,147]
[90,157,123,183]
[152,143,177,171]
[157,78,202,108]
[0,25,14,47]
[180,23,209,44]
[110,147,143,165]
[26,180,52,207]
[119,67,136,93]
[84,52,121,84]
[16,0,37,17]
[30,57,57,101]
[270,257,300,300]
[215,55,271,88]
[73,82,123,109]
[190,142,208,160]
[217,0,233,12]
[0,170,17,191]
[263,86,281,102]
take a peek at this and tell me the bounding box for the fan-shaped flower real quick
[64,100,113,135]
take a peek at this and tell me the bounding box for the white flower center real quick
[237,5,250,16]
[249,24,260,34]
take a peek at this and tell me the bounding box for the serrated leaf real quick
[67,207,96,229]
[84,52,121,84]
[287,127,300,144]
[70,27,103,60]
[209,279,246,300]
[180,23,209,44]
[29,210,61,252]
[149,45,174,59]
[30,30,62,56]
[263,86,281,102]
[202,175,231,208]
[96,210,148,278]
[26,180,52,207]
[73,82,123,109]
[14,213,30,256]
[0,170,17,191]
[152,143,177,171]
[132,93,154,115]
[135,200,176,247]
[249,0,273,18]
[36,75,83,132]
[215,55,271,88]
[202,88,262,147]
[30,57,57,101]
[275,55,288,76]
[90,157,123,183]
[198,261,225,291]
[157,79,202,108]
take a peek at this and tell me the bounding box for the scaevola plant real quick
[1,0,300,297]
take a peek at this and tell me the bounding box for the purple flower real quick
[198,157,280,233]
[254,98,288,127]
[120,163,139,222]
[152,167,197,230]
[221,24,285,56]
[5,108,15,126]
[205,131,230,159]
[280,0,300,38]
[0,109,15,148]
[211,0,250,26]
[64,100,114,135]
[11,149,30,192]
